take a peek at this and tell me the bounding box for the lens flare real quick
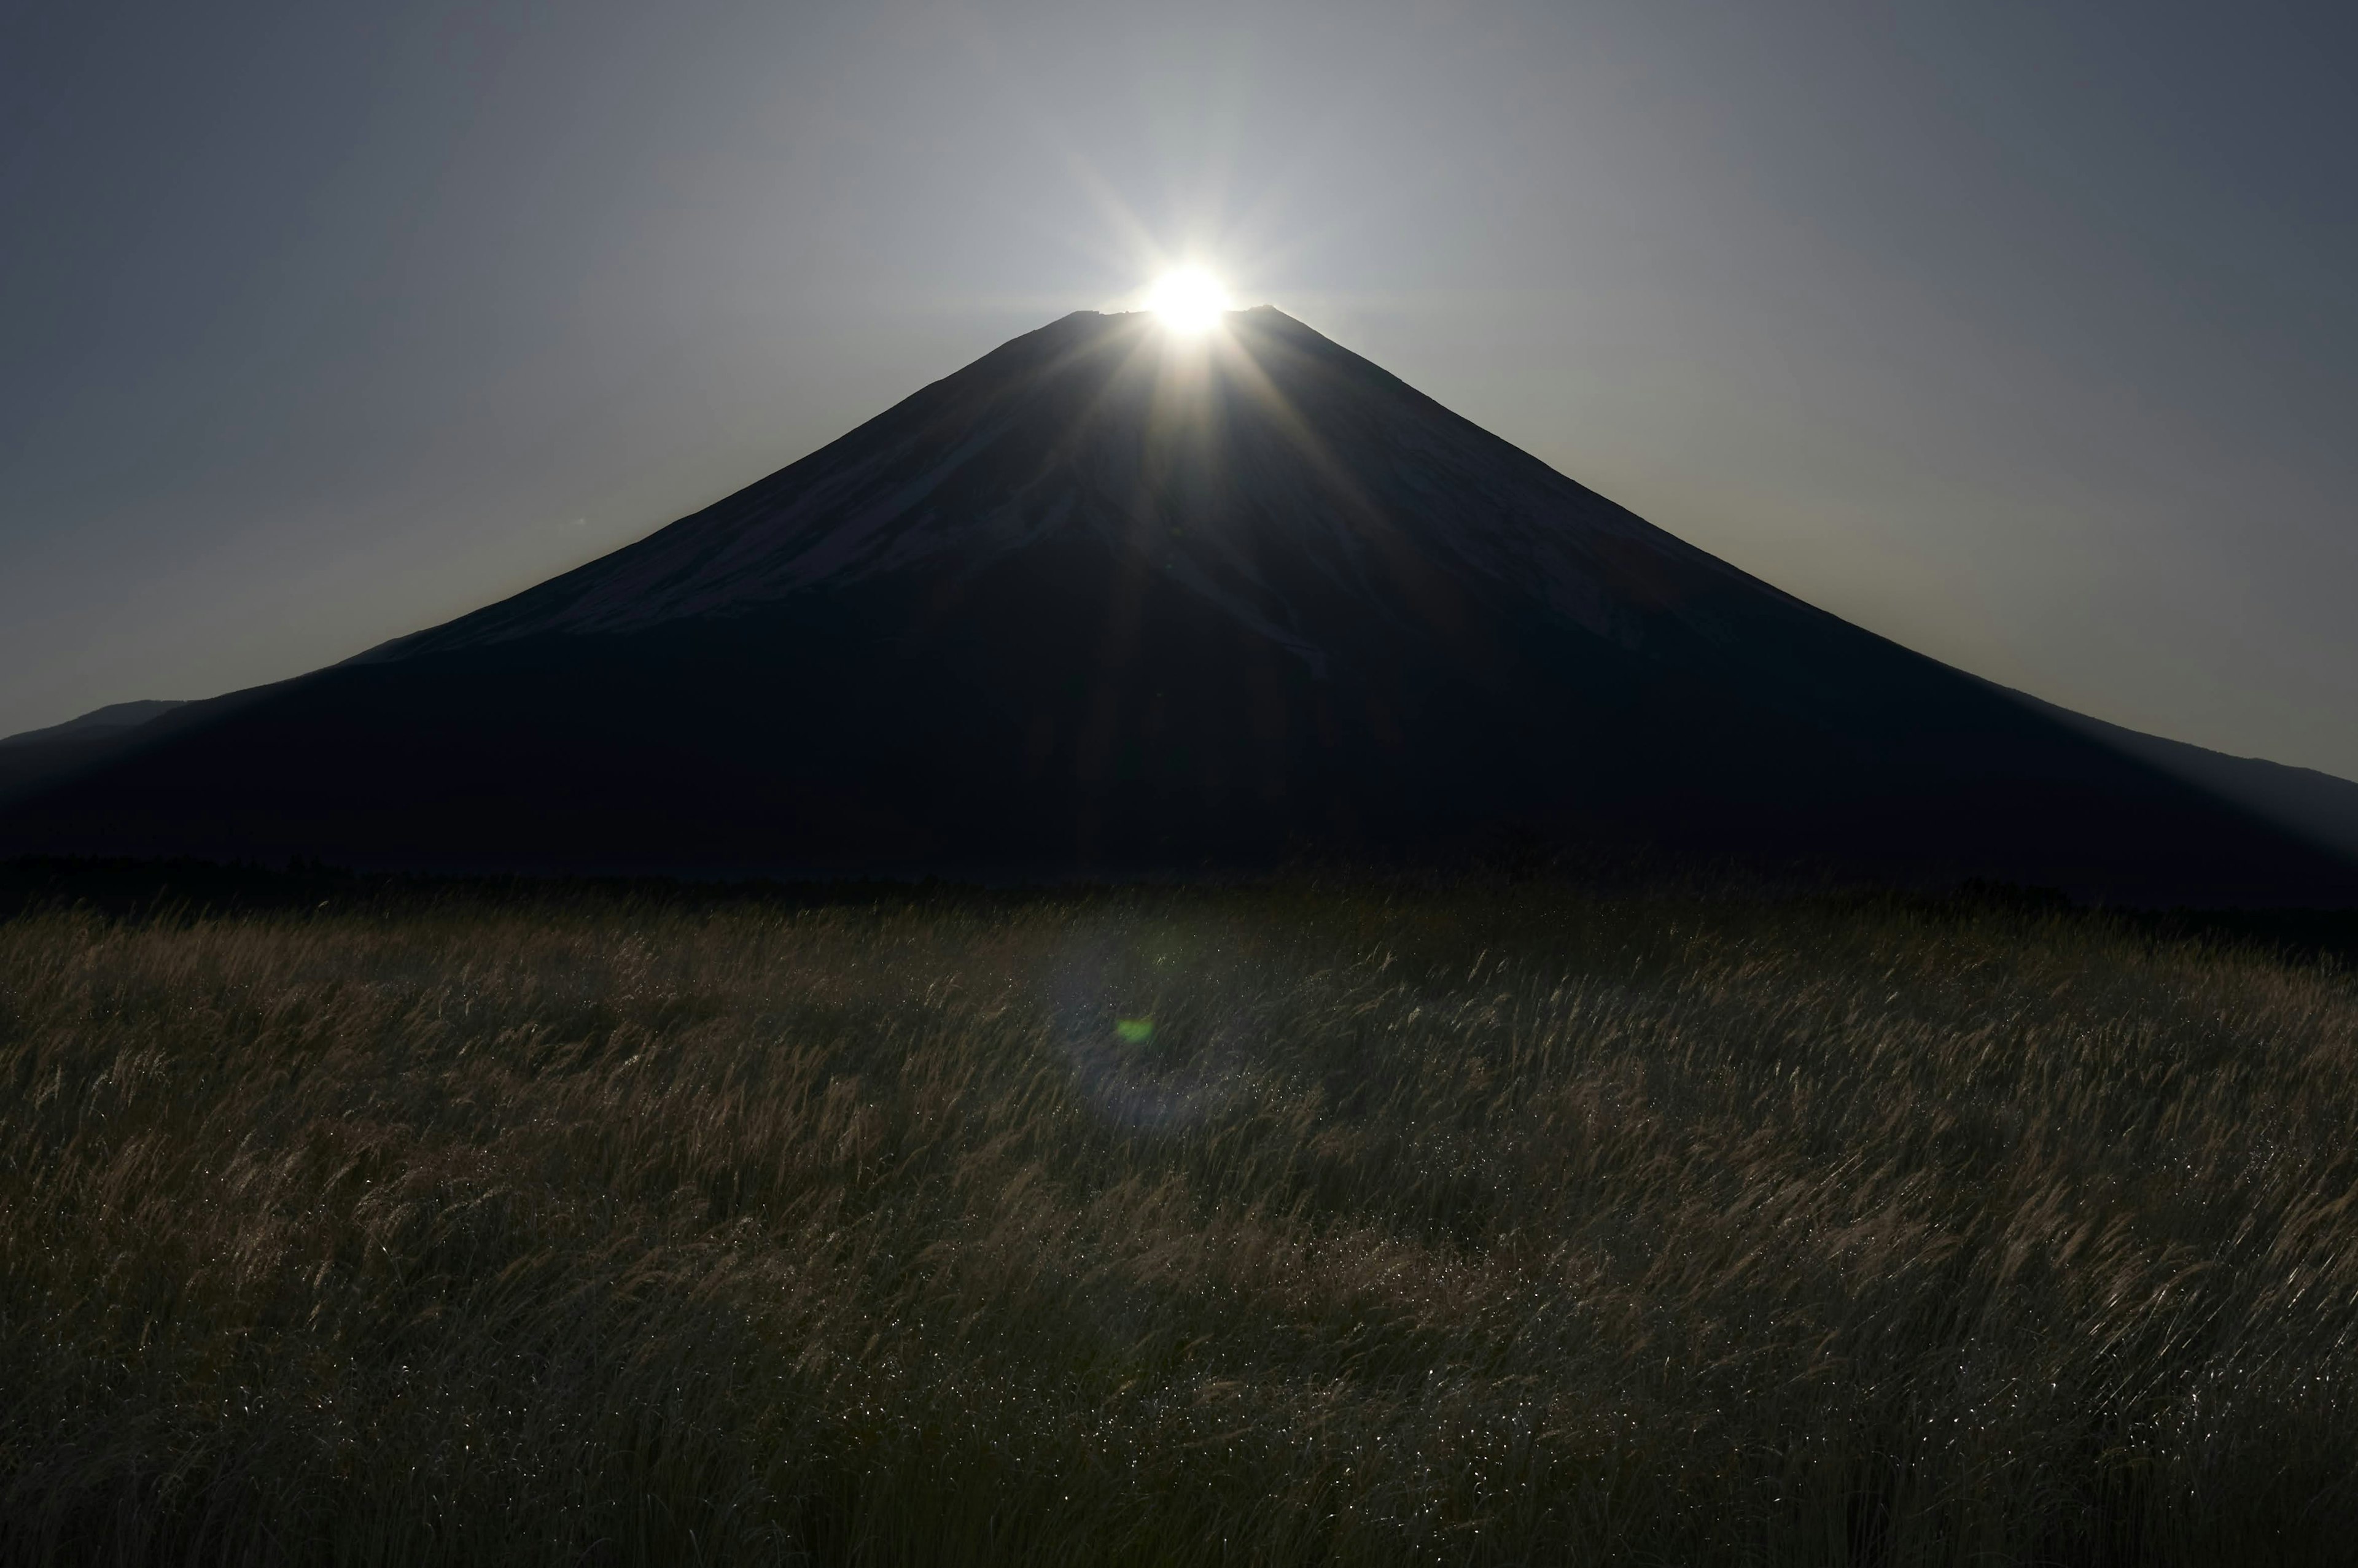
[1146,269,1231,333]
[1047,918,1255,1133]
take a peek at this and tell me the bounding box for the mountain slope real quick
[1996,685,2358,863]
[0,701,195,810]
[5,308,2352,902]
[0,699,187,748]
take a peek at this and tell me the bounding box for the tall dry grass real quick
[2,882,2355,1564]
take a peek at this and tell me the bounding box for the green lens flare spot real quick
[1115,1018,1154,1044]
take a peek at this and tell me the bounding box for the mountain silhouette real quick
[6,306,2355,902]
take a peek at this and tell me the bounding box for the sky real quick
[4,0,2354,777]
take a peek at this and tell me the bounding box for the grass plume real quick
[3,880,2356,1563]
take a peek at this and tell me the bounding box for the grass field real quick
[4,874,2356,1564]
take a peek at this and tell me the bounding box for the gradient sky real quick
[5,0,2353,776]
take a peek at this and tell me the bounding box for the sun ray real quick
[1209,320,1475,642]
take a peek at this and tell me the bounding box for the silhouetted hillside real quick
[4,309,2352,904]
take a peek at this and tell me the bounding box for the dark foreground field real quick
[5,876,2357,1565]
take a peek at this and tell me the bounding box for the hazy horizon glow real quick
[2,0,2353,779]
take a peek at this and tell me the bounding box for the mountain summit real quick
[368,307,1751,666]
[7,307,2355,900]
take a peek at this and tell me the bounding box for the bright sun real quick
[1146,268,1231,333]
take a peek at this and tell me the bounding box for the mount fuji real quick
[6,306,2356,901]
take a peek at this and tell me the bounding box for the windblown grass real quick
[3,880,2355,1564]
